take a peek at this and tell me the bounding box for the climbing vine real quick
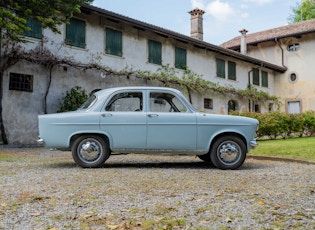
[2,41,280,109]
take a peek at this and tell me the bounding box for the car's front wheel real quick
[72,135,110,168]
[210,136,246,170]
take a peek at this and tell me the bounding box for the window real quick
[287,43,299,52]
[204,98,213,109]
[261,71,268,87]
[105,28,122,56]
[9,73,33,92]
[253,69,260,86]
[22,18,42,39]
[287,101,301,114]
[148,40,162,65]
[175,47,187,69]
[290,73,297,82]
[150,92,187,112]
[65,18,86,48]
[254,104,260,113]
[228,61,236,81]
[228,100,238,113]
[105,92,143,112]
[216,58,225,78]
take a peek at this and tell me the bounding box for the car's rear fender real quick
[69,132,111,151]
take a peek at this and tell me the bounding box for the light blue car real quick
[38,87,258,169]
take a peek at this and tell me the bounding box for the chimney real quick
[189,8,205,40]
[239,29,248,55]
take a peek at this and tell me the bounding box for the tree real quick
[289,0,315,23]
[0,0,93,41]
[0,0,93,144]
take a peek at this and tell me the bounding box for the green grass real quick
[250,137,315,162]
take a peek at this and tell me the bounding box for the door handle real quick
[101,113,112,117]
[147,114,159,118]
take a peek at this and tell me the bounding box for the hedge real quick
[230,111,315,139]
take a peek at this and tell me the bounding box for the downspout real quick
[247,68,255,112]
[275,38,286,67]
[0,28,8,144]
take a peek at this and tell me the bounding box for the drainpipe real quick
[247,68,254,112]
[274,38,286,67]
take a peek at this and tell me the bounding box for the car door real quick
[146,91,197,151]
[100,91,147,150]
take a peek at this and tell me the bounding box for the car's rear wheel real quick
[210,136,246,170]
[72,135,110,168]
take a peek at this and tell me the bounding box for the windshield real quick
[79,95,97,110]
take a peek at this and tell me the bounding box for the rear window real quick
[79,95,97,110]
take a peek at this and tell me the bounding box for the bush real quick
[58,86,88,112]
[232,111,315,139]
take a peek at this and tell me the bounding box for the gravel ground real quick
[0,148,315,230]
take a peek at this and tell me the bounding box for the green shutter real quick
[228,61,236,80]
[216,58,225,78]
[106,28,122,56]
[253,69,260,85]
[175,47,187,69]
[66,18,86,48]
[22,19,42,39]
[148,40,162,65]
[262,71,268,87]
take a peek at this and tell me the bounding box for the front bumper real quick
[250,140,258,149]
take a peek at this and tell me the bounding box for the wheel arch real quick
[209,132,248,153]
[70,133,111,151]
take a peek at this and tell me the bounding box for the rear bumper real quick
[250,140,258,149]
[37,137,45,145]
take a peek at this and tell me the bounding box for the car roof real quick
[94,86,181,96]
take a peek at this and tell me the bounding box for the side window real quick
[150,92,187,112]
[105,92,143,112]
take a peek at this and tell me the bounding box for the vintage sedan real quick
[38,87,258,169]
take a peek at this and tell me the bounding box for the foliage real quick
[0,0,93,41]
[289,0,315,23]
[231,111,315,139]
[58,86,88,112]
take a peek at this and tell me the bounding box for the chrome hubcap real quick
[78,140,102,163]
[218,141,240,164]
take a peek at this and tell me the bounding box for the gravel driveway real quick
[0,148,314,230]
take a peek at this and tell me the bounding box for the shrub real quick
[58,86,88,112]
[233,111,315,139]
